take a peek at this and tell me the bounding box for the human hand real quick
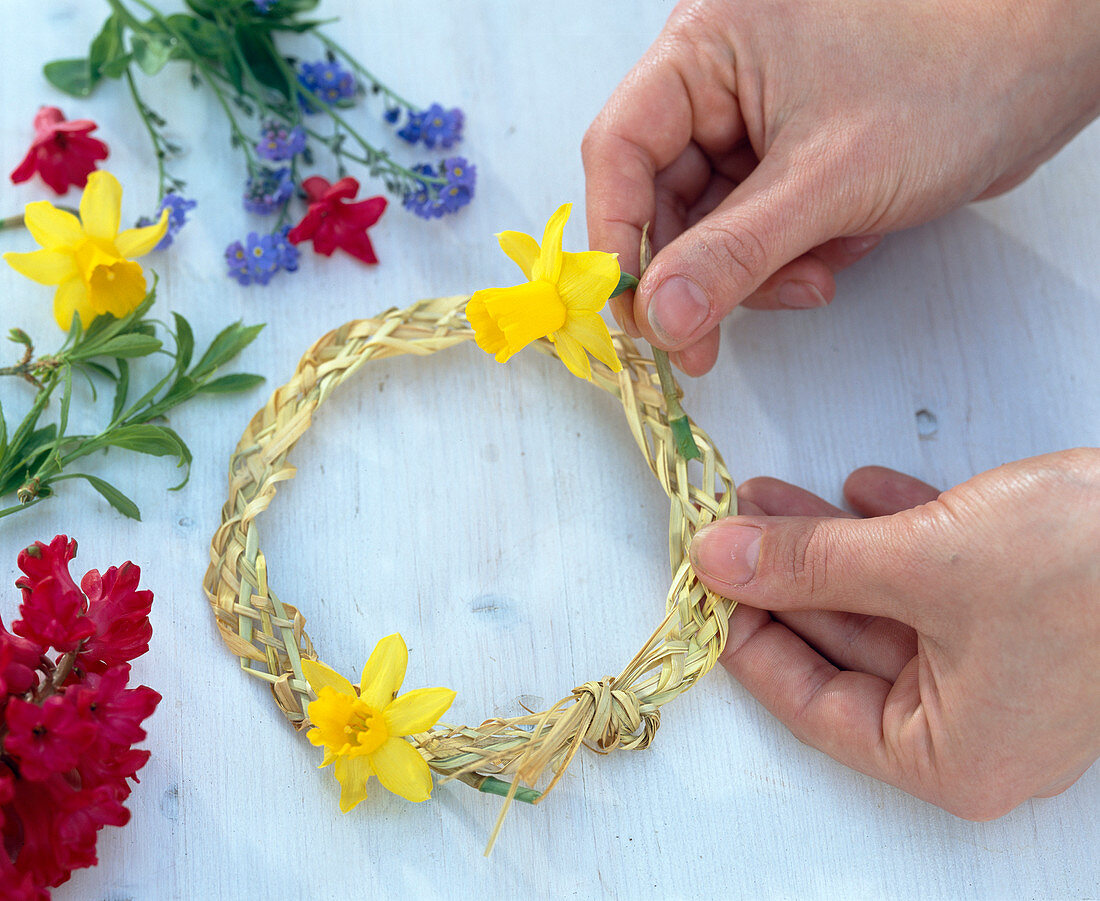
[689,449,1100,819]
[583,0,1100,375]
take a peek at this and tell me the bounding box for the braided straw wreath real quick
[203,292,737,825]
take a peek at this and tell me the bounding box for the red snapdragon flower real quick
[3,695,95,781]
[78,563,153,674]
[287,175,387,264]
[9,106,109,195]
[1,536,159,896]
[13,536,94,653]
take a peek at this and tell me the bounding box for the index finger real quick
[581,43,743,323]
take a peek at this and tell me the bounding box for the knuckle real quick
[776,520,831,599]
[694,218,771,289]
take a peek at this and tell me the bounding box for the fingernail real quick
[692,523,761,585]
[647,276,709,343]
[843,234,882,256]
[777,280,827,309]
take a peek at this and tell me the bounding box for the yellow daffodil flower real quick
[467,202,623,380]
[303,634,455,811]
[3,171,168,331]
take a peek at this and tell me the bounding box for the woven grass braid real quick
[203,293,737,805]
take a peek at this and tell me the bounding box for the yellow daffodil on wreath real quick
[4,171,168,330]
[467,203,701,458]
[466,202,625,381]
[302,633,456,811]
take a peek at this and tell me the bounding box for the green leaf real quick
[112,359,131,422]
[89,334,163,359]
[89,14,129,81]
[262,0,321,16]
[183,0,224,20]
[131,33,174,75]
[235,25,290,97]
[197,373,265,395]
[172,313,195,373]
[7,329,32,349]
[162,13,231,62]
[68,473,141,520]
[192,322,264,378]
[93,423,189,463]
[43,58,94,97]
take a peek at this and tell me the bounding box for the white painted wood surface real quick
[2,2,1098,898]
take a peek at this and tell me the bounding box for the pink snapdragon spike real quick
[9,106,109,195]
[0,536,160,896]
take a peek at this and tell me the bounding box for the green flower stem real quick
[122,67,173,199]
[125,0,258,171]
[458,772,541,805]
[266,49,446,191]
[0,496,44,520]
[0,214,26,232]
[653,349,701,461]
[609,269,701,460]
[315,32,416,111]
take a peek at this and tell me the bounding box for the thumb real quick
[636,146,838,349]
[690,512,936,624]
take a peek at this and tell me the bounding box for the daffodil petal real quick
[561,310,623,372]
[79,170,122,241]
[557,250,621,312]
[4,249,77,285]
[303,659,356,697]
[552,329,593,380]
[478,281,566,362]
[53,278,93,332]
[466,292,507,356]
[369,737,433,802]
[23,201,84,248]
[88,259,147,318]
[532,203,570,283]
[384,687,456,736]
[333,755,374,812]
[116,208,169,258]
[359,634,408,710]
[496,229,540,280]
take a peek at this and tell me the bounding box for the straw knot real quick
[574,678,659,752]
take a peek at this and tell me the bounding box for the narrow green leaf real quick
[67,473,141,520]
[172,314,195,374]
[112,358,131,422]
[192,322,264,378]
[88,334,163,359]
[0,400,8,462]
[197,373,265,395]
[43,58,94,97]
[91,423,188,462]
[58,365,73,439]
